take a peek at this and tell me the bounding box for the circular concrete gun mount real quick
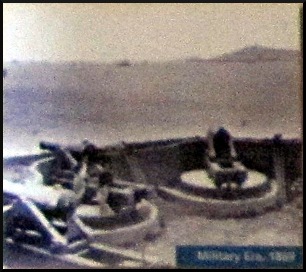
[76,200,162,247]
[180,170,271,200]
[158,170,283,218]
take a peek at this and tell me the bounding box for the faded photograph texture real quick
[3,3,302,269]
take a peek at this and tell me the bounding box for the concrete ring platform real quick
[158,178,282,218]
[179,170,270,200]
[76,200,161,246]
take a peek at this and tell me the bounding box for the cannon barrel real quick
[39,141,62,152]
[40,140,99,154]
[4,179,77,214]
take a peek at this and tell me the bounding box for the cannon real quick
[40,140,97,152]
[206,127,248,188]
[3,148,163,268]
[4,179,78,217]
[40,141,63,152]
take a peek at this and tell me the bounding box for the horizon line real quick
[3,45,301,65]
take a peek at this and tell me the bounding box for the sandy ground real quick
[3,197,302,268]
[142,198,303,266]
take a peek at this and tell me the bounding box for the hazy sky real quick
[3,3,302,63]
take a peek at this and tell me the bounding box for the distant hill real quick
[211,45,301,62]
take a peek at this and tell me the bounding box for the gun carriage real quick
[3,128,302,267]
